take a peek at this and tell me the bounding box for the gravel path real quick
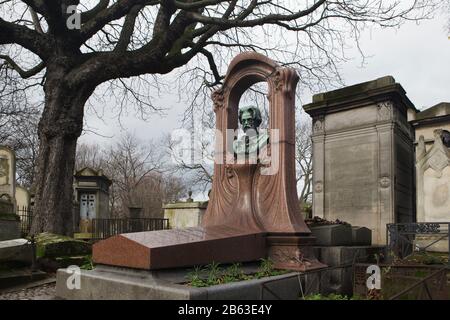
[0,283,56,300]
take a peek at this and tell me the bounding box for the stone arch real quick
[204,52,310,235]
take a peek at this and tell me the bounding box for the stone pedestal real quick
[266,235,325,271]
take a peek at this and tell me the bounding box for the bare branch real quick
[0,54,45,78]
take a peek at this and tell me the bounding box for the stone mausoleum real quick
[305,77,450,245]
[73,167,112,235]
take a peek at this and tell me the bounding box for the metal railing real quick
[17,206,33,237]
[389,266,449,300]
[386,222,450,262]
[91,218,170,240]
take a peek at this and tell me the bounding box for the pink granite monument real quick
[93,52,324,271]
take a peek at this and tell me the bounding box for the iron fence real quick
[386,222,450,262]
[17,206,33,237]
[91,218,170,240]
[389,266,449,300]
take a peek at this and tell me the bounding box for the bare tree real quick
[296,117,313,204]
[75,142,106,170]
[0,63,40,188]
[0,0,442,234]
[76,133,186,217]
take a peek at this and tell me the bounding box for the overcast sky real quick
[79,12,450,146]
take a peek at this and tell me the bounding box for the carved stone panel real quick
[377,101,393,121]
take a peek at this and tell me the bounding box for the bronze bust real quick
[232,106,269,157]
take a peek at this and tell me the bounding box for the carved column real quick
[311,116,325,219]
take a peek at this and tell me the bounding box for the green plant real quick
[186,266,207,287]
[185,260,289,287]
[256,258,274,277]
[303,293,364,300]
[256,258,286,278]
[303,293,351,300]
[80,255,94,270]
[222,263,244,283]
[205,261,222,286]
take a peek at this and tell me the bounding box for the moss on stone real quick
[35,232,91,258]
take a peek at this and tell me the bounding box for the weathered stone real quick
[0,238,32,264]
[310,224,352,246]
[0,199,13,214]
[0,146,16,208]
[56,265,319,300]
[314,246,386,296]
[412,104,450,251]
[35,233,91,258]
[73,167,112,234]
[351,227,372,246]
[0,217,20,241]
[163,201,208,229]
[304,76,417,245]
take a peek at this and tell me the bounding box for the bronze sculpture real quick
[233,106,269,157]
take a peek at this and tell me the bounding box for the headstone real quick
[304,76,417,245]
[310,224,352,246]
[0,199,20,241]
[351,227,372,246]
[92,52,325,272]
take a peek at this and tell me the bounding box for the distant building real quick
[73,167,112,235]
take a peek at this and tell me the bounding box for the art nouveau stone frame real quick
[203,52,312,236]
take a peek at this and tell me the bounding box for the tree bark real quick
[31,64,93,236]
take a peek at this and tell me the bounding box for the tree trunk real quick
[31,65,92,236]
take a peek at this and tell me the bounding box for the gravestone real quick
[92,52,324,272]
[0,146,19,241]
[304,76,416,245]
[310,224,352,246]
[351,227,372,246]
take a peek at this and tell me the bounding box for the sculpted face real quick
[241,110,256,133]
[239,106,262,133]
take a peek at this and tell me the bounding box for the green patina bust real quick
[233,106,269,156]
